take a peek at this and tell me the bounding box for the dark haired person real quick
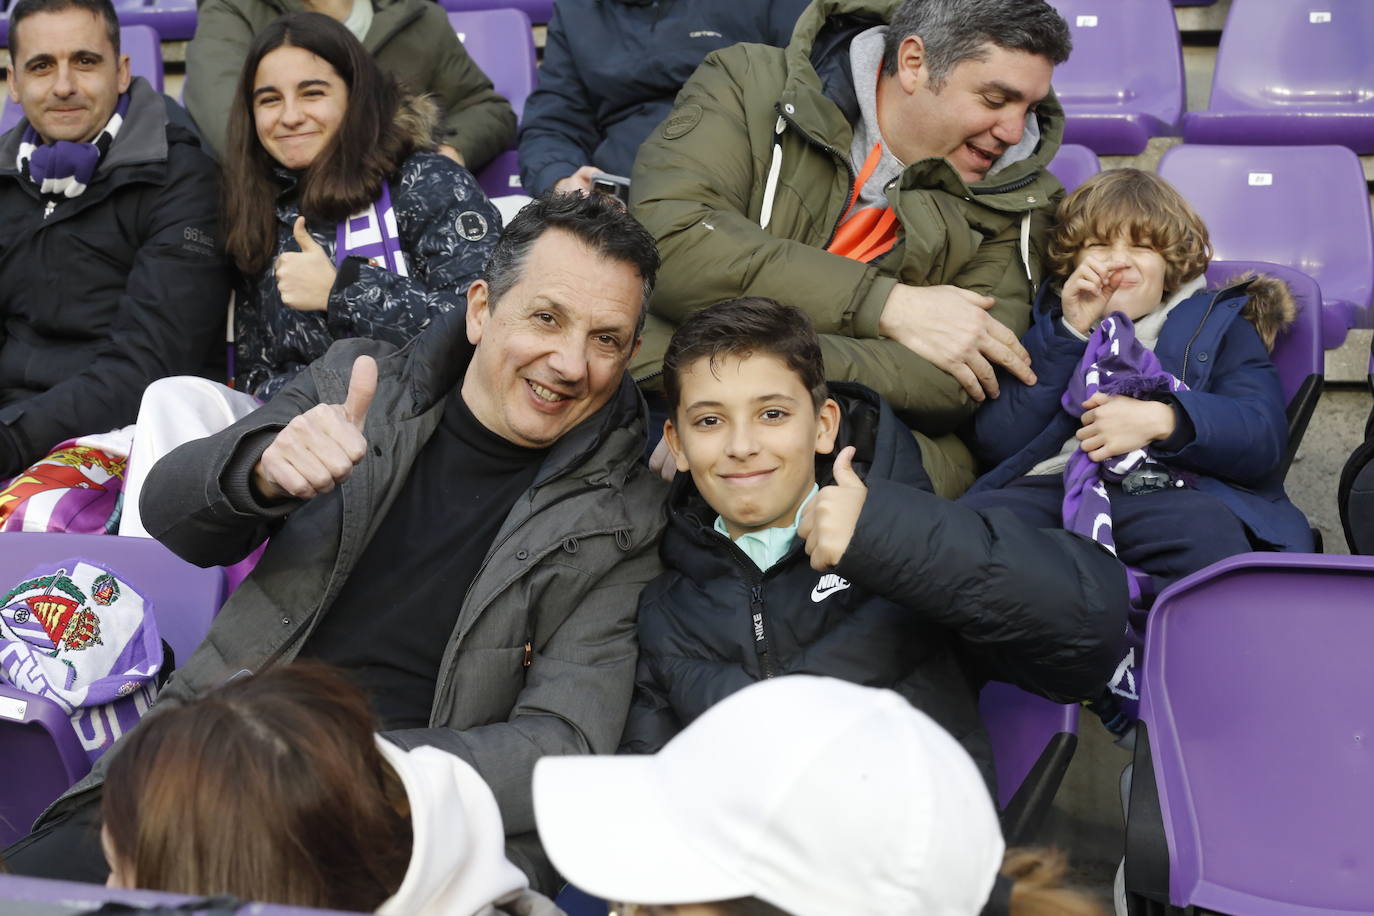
[631,0,1073,498]
[6,192,667,893]
[0,0,228,481]
[102,663,559,915]
[225,11,500,402]
[186,0,515,167]
[117,11,502,536]
[620,297,1126,789]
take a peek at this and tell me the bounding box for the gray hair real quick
[482,191,659,339]
[882,0,1072,89]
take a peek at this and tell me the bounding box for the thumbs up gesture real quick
[253,355,377,502]
[275,216,337,312]
[797,445,868,572]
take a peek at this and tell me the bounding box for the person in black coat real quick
[619,297,1128,787]
[0,0,229,479]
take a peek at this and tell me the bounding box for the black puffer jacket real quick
[235,99,501,400]
[0,78,230,477]
[621,382,1127,785]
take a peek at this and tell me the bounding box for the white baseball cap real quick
[533,675,1004,916]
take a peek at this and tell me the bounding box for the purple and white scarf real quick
[335,181,409,276]
[17,92,130,210]
[1060,312,1188,567]
[0,560,162,762]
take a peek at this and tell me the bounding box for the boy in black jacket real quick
[620,297,1128,786]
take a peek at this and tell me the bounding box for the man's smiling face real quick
[8,8,130,145]
[879,38,1054,183]
[461,228,644,449]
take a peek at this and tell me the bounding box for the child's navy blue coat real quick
[966,278,1312,552]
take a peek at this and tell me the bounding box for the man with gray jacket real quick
[4,193,667,894]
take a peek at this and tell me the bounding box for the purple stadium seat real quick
[1204,260,1324,474]
[1159,144,1374,350]
[978,681,1079,846]
[1047,0,1184,154]
[0,686,91,848]
[447,9,537,198]
[117,24,163,94]
[1181,0,1374,152]
[1046,142,1100,192]
[1125,554,1374,914]
[439,0,553,26]
[112,0,197,42]
[0,874,361,913]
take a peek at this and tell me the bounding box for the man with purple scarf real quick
[0,0,229,481]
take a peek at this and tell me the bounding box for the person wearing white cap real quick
[534,676,1101,916]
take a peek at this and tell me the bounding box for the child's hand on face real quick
[798,445,866,572]
[1076,392,1177,463]
[1062,255,1129,335]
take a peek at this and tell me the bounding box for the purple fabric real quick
[18,93,131,200]
[1060,312,1188,568]
[334,181,408,277]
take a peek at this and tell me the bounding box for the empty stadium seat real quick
[1046,142,1100,192]
[1126,554,1374,914]
[112,0,197,42]
[1204,260,1325,475]
[447,8,537,198]
[0,684,91,848]
[439,0,554,26]
[979,682,1079,846]
[1181,0,1374,152]
[1047,0,1185,154]
[0,25,166,133]
[116,23,163,94]
[1158,144,1374,350]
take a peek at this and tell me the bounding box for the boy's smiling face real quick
[664,352,839,540]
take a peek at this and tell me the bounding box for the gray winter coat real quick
[37,307,668,892]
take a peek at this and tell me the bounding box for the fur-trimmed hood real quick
[1220,272,1297,352]
[397,92,442,152]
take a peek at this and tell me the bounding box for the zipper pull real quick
[522,641,533,669]
[43,200,55,219]
[749,586,777,679]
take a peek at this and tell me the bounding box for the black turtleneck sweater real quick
[299,390,549,729]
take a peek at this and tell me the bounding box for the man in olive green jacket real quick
[186,0,516,168]
[631,0,1072,495]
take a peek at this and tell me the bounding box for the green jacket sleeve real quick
[419,3,517,171]
[184,0,257,157]
[630,48,887,338]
